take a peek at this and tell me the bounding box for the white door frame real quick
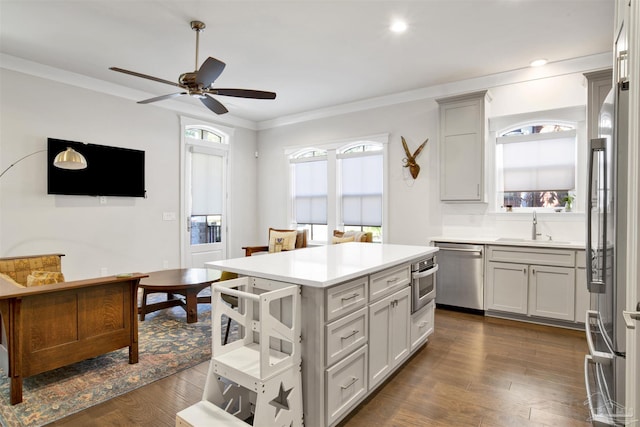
[179,116,234,267]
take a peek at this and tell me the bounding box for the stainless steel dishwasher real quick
[435,242,484,311]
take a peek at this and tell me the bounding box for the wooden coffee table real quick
[138,268,221,323]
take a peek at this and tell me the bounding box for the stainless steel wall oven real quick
[411,256,437,313]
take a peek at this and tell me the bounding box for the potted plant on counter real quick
[563,195,574,212]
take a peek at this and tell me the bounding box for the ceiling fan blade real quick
[201,94,229,115]
[210,88,277,99]
[196,57,226,87]
[110,67,183,88]
[138,92,187,104]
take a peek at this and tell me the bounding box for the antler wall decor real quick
[401,136,429,179]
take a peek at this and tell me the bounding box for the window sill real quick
[490,211,585,221]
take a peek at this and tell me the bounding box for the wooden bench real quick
[0,253,147,404]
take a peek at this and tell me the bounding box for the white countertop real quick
[430,236,585,250]
[206,242,437,288]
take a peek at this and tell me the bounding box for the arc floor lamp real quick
[0,147,87,179]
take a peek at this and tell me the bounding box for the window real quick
[184,127,223,143]
[291,149,327,241]
[183,124,228,254]
[496,123,576,209]
[338,144,383,241]
[288,136,387,243]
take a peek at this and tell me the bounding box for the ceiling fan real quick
[110,20,276,115]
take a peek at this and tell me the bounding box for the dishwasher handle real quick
[438,247,483,255]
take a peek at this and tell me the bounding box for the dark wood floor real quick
[49,309,590,426]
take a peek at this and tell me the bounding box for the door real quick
[368,294,391,388]
[528,265,575,321]
[368,287,410,390]
[390,287,410,366]
[486,262,528,314]
[182,144,228,268]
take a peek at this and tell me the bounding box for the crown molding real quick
[256,52,612,130]
[2,52,612,133]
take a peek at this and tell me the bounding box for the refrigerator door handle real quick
[586,137,607,294]
[584,355,616,426]
[585,310,615,364]
[622,302,640,329]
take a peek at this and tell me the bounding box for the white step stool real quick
[176,276,303,427]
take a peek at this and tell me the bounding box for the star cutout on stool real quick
[269,382,293,417]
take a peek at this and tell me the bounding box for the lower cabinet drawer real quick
[411,300,434,351]
[326,277,368,322]
[325,345,368,425]
[326,307,368,367]
[369,264,411,302]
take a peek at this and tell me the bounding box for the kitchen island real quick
[206,242,438,427]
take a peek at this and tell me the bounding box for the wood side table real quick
[138,268,221,323]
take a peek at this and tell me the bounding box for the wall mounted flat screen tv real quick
[47,138,146,197]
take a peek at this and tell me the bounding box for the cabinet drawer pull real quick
[386,277,399,284]
[341,330,359,340]
[340,376,358,390]
[419,321,428,328]
[341,293,359,302]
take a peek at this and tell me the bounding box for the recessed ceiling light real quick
[390,20,408,33]
[530,58,548,67]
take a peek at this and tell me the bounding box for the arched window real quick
[496,122,576,210]
[185,126,225,143]
[288,135,387,243]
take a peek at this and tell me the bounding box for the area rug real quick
[0,293,223,427]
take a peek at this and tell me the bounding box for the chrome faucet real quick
[532,211,542,240]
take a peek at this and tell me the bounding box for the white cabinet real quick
[325,307,368,367]
[436,90,489,201]
[368,286,410,390]
[410,299,434,351]
[326,276,368,322]
[369,264,410,302]
[528,265,576,321]
[584,69,612,142]
[325,345,368,425]
[486,261,529,314]
[486,246,579,322]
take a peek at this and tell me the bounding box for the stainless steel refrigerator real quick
[584,76,629,425]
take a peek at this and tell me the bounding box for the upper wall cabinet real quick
[583,69,612,142]
[436,90,489,202]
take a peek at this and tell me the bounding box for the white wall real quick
[0,62,604,280]
[0,69,257,279]
[257,71,595,245]
[257,99,441,245]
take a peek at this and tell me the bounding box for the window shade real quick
[498,132,576,192]
[191,152,223,215]
[341,154,383,226]
[293,160,327,224]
